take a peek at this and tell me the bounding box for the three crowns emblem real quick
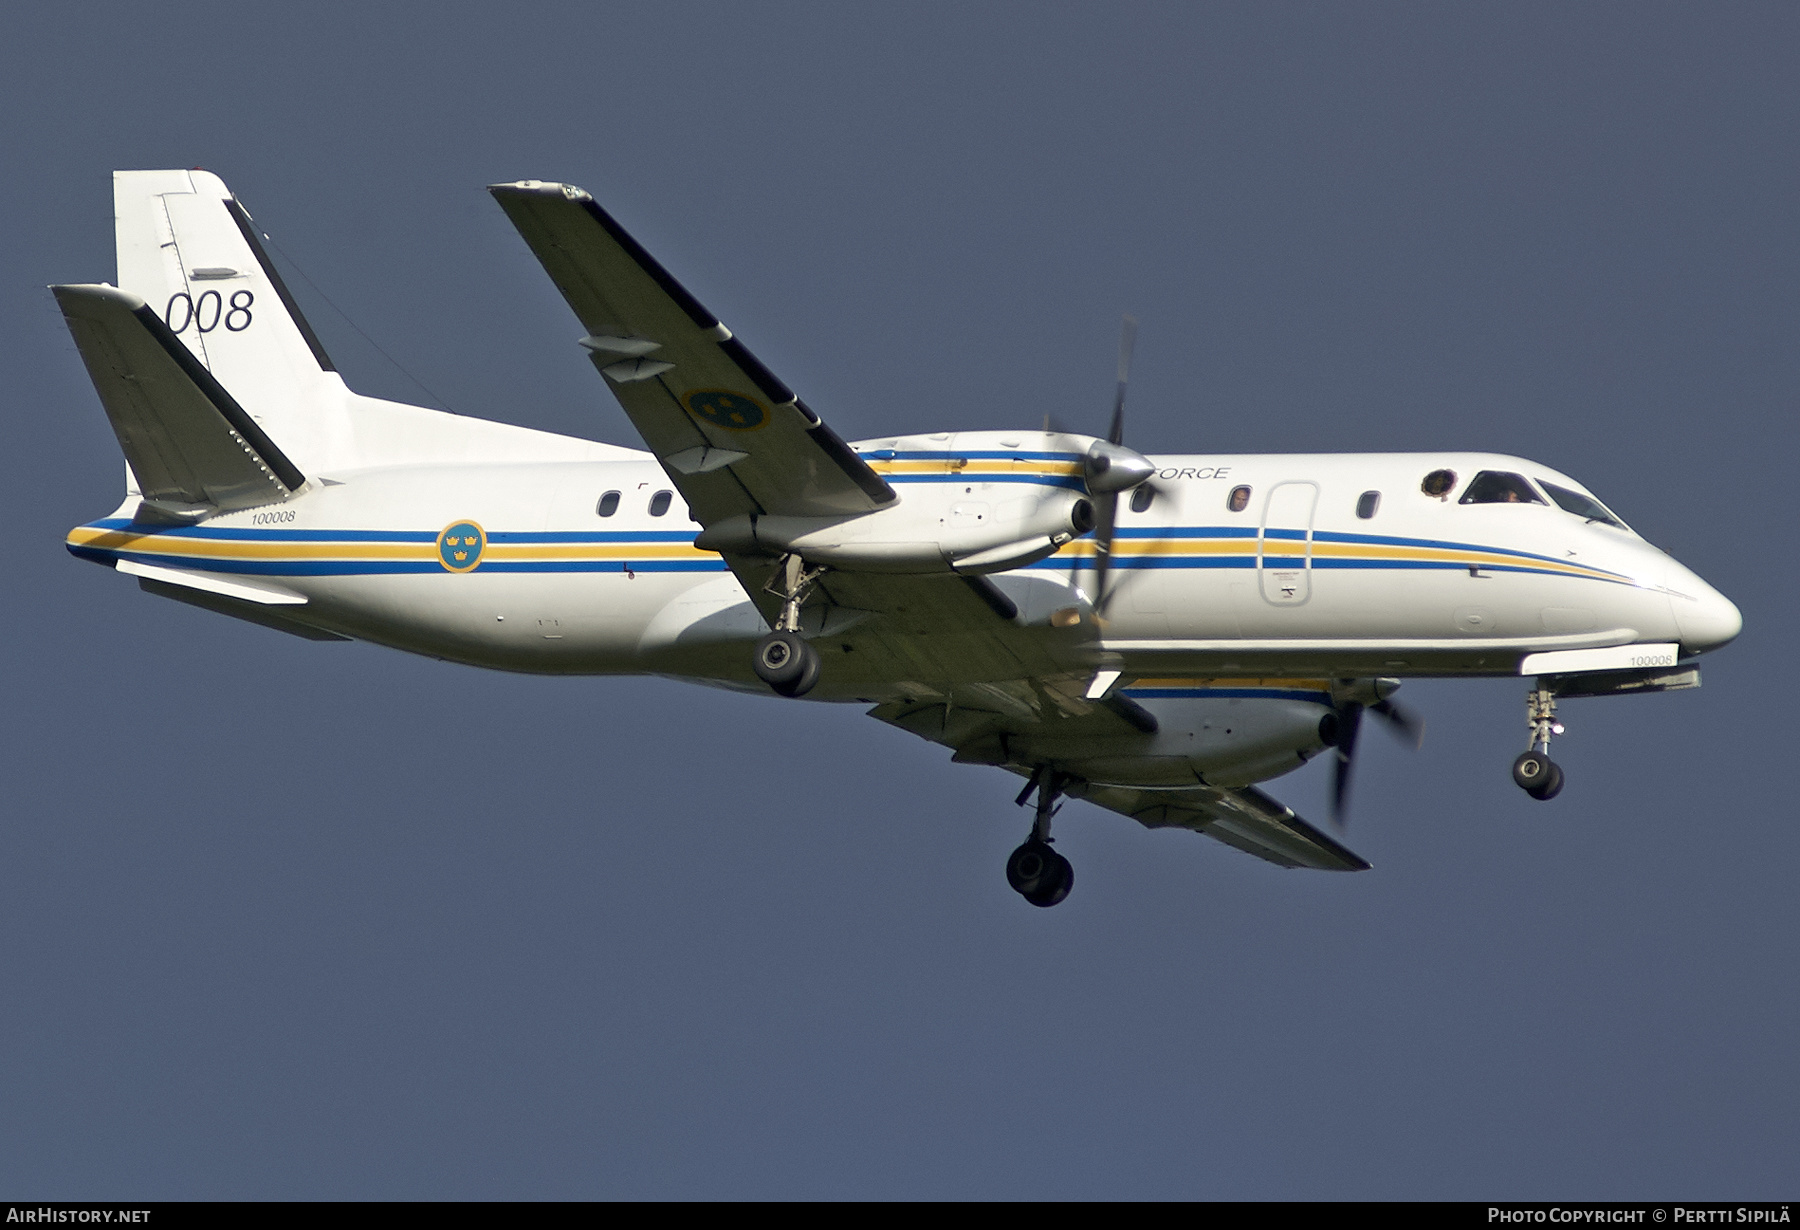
[437,521,485,572]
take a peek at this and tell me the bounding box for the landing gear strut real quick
[1008,767,1074,907]
[1512,684,1565,801]
[752,555,824,698]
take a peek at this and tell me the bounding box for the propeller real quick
[1329,686,1425,827]
[1081,315,1155,613]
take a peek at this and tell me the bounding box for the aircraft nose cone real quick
[1673,578,1743,654]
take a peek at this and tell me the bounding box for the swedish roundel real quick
[684,389,769,431]
[437,520,486,572]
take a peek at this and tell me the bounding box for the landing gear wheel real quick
[1512,751,1563,800]
[753,631,821,697]
[1530,761,1564,801]
[1006,839,1074,908]
[777,644,821,698]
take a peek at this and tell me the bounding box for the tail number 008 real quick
[165,290,254,334]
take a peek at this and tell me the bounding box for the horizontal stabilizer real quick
[53,283,305,518]
[115,558,306,605]
[136,578,349,642]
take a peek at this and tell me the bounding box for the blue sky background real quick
[2,2,1794,1198]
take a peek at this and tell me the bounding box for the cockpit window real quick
[1538,480,1627,529]
[1458,471,1545,505]
[1421,469,1457,497]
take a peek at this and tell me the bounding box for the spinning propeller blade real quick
[1369,697,1425,748]
[1329,692,1425,827]
[1331,703,1364,823]
[1109,314,1138,446]
[1085,315,1150,614]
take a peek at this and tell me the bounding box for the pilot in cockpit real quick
[1459,471,1543,505]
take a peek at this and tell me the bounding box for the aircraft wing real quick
[489,181,895,524]
[871,695,1368,872]
[1068,781,1370,871]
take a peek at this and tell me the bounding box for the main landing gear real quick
[752,555,825,698]
[1511,685,1565,801]
[1008,768,1075,907]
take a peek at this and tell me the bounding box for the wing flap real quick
[489,181,894,522]
[1072,781,1370,871]
[53,283,305,517]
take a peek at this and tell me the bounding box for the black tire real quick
[1007,841,1074,907]
[1512,750,1553,792]
[753,631,811,689]
[1526,761,1565,801]
[1024,850,1074,908]
[771,642,822,698]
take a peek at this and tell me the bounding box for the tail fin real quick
[54,283,306,521]
[82,170,644,482]
[112,170,350,474]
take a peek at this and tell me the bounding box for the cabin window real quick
[1538,480,1626,529]
[1227,485,1251,513]
[1130,486,1155,513]
[596,490,620,517]
[1421,469,1457,497]
[649,490,673,517]
[1459,471,1545,505]
[1356,490,1381,519]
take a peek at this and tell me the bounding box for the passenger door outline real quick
[1258,481,1319,606]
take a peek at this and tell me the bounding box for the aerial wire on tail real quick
[253,226,460,415]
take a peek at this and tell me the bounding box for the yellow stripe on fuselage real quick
[65,526,717,563]
[68,527,428,560]
[486,543,715,561]
[868,460,1083,477]
[1052,535,1618,581]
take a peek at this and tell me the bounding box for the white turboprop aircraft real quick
[54,170,1742,906]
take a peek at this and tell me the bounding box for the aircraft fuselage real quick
[68,436,1739,691]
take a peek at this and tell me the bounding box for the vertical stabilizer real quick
[87,170,643,480]
[113,170,354,475]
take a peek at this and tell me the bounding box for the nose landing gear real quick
[1512,685,1565,800]
[752,555,825,698]
[1008,768,1074,907]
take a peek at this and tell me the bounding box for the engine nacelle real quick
[695,431,1105,573]
[958,690,1337,790]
